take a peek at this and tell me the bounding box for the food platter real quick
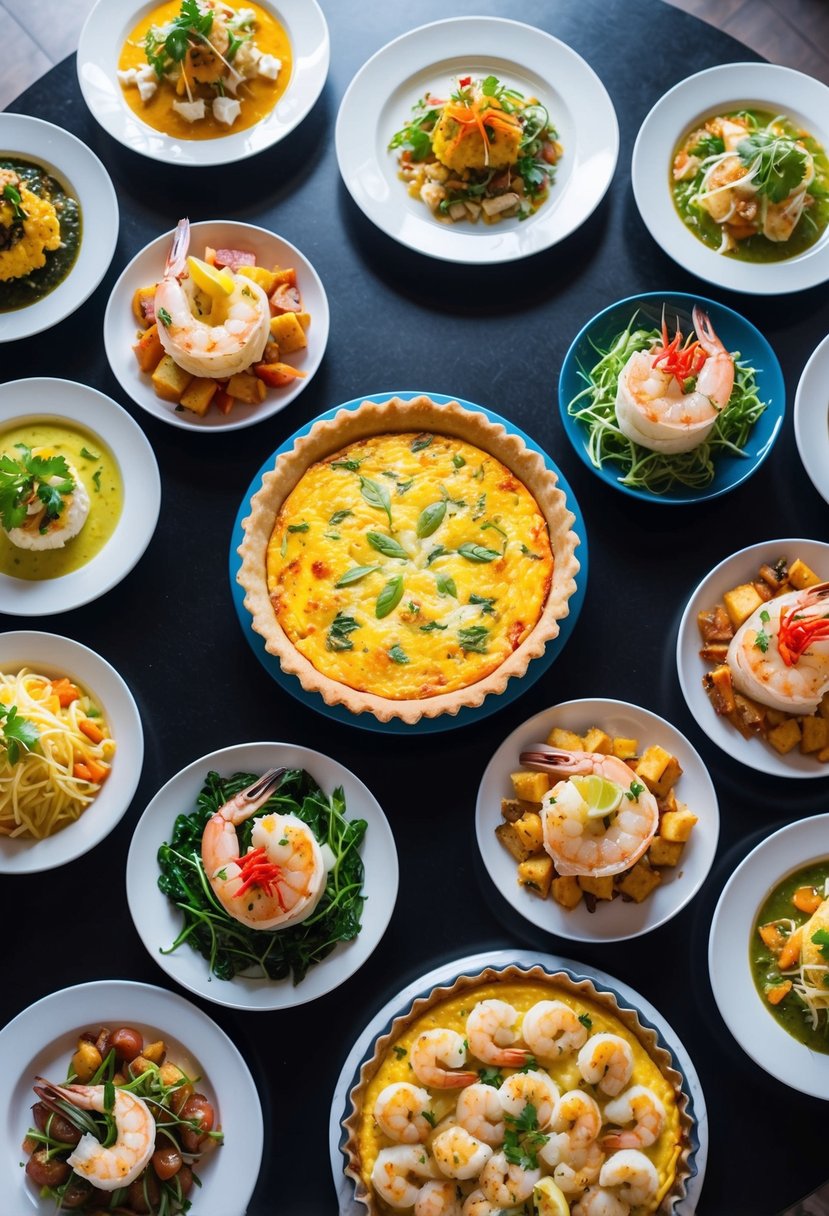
[632,63,829,295]
[0,630,143,874]
[76,0,329,167]
[794,333,829,506]
[335,17,618,264]
[676,537,829,778]
[103,220,329,431]
[329,948,708,1215]
[126,740,398,1010]
[0,979,263,1216]
[476,699,720,943]
[0,114,118,343]
[558,291,785,504]
[229,391,588,733]
[709,815,829,1100]
[0,378,160,614]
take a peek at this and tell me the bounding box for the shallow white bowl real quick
[794,334,829,507]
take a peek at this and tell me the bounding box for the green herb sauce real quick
[0,157,81,311]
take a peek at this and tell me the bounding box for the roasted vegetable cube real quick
[583,727,612,754]
[577,874,614,900]
[495,822,537,864]
[518,855,554,898]
[513,812,544,854]
[767,718,802,754]
[636,745,682,797]
[132,284,156,326]
[723,583,764,628]
[616,862,662,903]
[227,371,267,405]
[611,736,639,761]
[648,837,684,867]
[800,715,829,754]
[765,980,793,1006]
[179,378,218,417]
[510,771,549,803]
[788,558,821,590]
[545,727,584,751]
[238,264,278,294]
[551,876,583,909]
[151,355,193,403]
[269,311,308,354]
[659,807,698,842]
[133,323,164,373]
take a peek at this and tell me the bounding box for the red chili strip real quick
[233,846,285,903]
[777,608,829,666]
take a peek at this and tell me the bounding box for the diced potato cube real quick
[238,264,278,294]
[818,692,829,720]
[723,583,764,628]
[657,787,678,816]
[296,311,311,330]
[546,727,584,750]
[583,727,612,754]
[518,855,554,898]
[510,771,549,803]
[141,1039,166,1064]
[650,757,683,799]
[513,812,544,854]
[788,558,821,590]
[270,265,297,287]
[818,744,829,763]
[551,876,583,909]
[151,355,193,403]
[648,837,684,867]
[611,737,639,761]
[269,311,308,354]
[616,862,662,903]
[800,715,829,754]
[767,718,802,755]
[227,371,267,404]
[501,798,525,823]
[179,378,218,417]
[133,323,164,373]
[636,745,682,796]
[577,874,614,900]
[699,642,730,663]
[132,284,157,325]
[72,1041,103,1082]
[703,665,737,716]
[660,807,698,842]
[495,822,536,864]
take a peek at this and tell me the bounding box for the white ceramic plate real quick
[0,631,143,874]
[709,814,829,1100]
[77,0,329,166]
[330,948,708,1214]
[0,980,262,1216]
[794,334,829,506]
[0,115,118,343]
[476,699,719,943]
[126,741,398,1010]
[632,63,829,295]
[104,221,329,431]
[676,538,829,777]
[0,378,160,614]
[335,17,618,264]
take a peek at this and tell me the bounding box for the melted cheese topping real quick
[358,981,682,1215]
[266,433,554,699]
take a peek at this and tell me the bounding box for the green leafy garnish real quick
[452,454,466,469]
[420,620,447,632]
[92,469,102,493]
[0,444,75,532]
[625,780,646,801]
[79,446,99,461]
[387,101,440,162]
[410,434,434,453]
[469,594,496,615]
[367,532,407,560]
[287,522,309,534]
[0,704,39,764]
[329,510,353,526]
[144,0,214,78]
[376,576,404,619]
[360,476,392,527]
[393,1046,407,1060]
[458,542,499,563]
[326,613,360,652]
[812,928,829,962]
[458,625,489,654]
[736,131,808,202]
[416,500,446,538]
[503,1104,548,1169]
[2,183,27,222]
[388,644,409,664]
[426,546,448,565]
[335,565,379,588]
[435,573,457,598]
[157,307,172,327]
[478,1067,504,1088]
[754,609,771,653]
[578,1013,592,1030]
[331,458,362,472]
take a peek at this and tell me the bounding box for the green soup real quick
[671,109,829,263]
[0,157,81,312]
[0,420,123,580]
[751,860,829,1053]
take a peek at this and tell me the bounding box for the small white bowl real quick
[676,538,829,777]
[794,334,829,507]
[104,220,329,431]
[476,698,719,943]
[0,632,144,874]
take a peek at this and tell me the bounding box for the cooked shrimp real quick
[461,1191,500,1216]
[371,1145,438,1209]
[154,217,270,380]
[432,1125,493,1180]
[551,1141,605,1195]
[540,1089,602,1167]
[614,307,734,455]
[374,1082,433,1144]
[201,767,327,931]
[577,1034,634,1097]
[520,749,658,878]
[415,1179,463,1216]
[599,1149,659,1206]
[410,1029,477,1089]
[479,1150,540,1206]
[602,1085,665,1150]
[455,1082,506,1146]
[521,999,589,1060]
[33,1080,154,1192]
[498,1069,559,1129]
[727,582,829,714]
[572,1186,631,1216]
[466,1000,531,1067]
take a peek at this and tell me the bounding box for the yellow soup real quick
[118,0,292,140]
[0,421,123,581]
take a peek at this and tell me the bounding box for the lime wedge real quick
[534,1177,570,1216]
[571,773,623,819]
[187,256,234,297]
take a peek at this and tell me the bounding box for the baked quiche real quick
[237,397,579,722]
[342,965,694,1216]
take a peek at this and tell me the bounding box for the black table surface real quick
[3,1,829,1213]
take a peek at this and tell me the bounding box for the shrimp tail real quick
[219,766,287,825]
[519,747,589,776]
[601,1131,638,1150]
[165,216,192,278]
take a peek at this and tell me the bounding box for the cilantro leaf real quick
[0,704,39,764]
[0,445,75,531]
[736,131,807,203]
[812,928,829,962]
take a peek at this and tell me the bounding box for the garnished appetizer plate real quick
[794,333,829,507]
[709,815,829,1099]
[676,538,829,778]
[477,699,719,942]
[104,220,329,431]
[0,979,262,1215]
[0,631,143,874]
[0,115,118,343]
[126,741,398,1011]
[632,63,829,295]
[558,292,784,504]
[335,17,618,264]
[0,378,160,614]
[77,0,329,167]
[329,948,707,1215]
[229,391,587,734]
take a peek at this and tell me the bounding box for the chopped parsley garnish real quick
[812,928,829,962]
[435,573,457,598]
[0,703,39,764]
[393,1046,407,1060]
[458,625,489,654]
[578,1012,592,1030]
[478,1067,504,1088]
[92,469,102,493]
[420,620,447,632]
[625,780,645,801]
[469,594,496,615]
[157,307,172,327]
[520,543,542,560]
[452,454,466,469]
[426,546,448,565]
[79,446,100,461]
[503,1103,548,1169]
[2,183,28,222]
[396,479,414,495]
[0,444,75,532]
[472,493,487,520]
[144,0,213,78]
[326,613,360,652]
[736,130,808,202]
[754,609,771,653]
[331,458,362,472]
[388,644,409,664]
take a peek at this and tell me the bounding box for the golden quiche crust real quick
[237,396,579,723]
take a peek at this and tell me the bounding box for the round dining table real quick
[3,0,829,1213]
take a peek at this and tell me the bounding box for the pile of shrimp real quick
[364,991,676,1216]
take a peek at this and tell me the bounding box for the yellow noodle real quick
[0,668,116,839]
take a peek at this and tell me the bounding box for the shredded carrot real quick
[78,719,104,745]
[778,927,803,971]
[777,602,829,666]
[73,758,109,784]
[51,677,80,707]
[73,762,93,782]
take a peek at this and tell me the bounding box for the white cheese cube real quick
[257,54,282,81]
[172,99,206,123]
[213,96,242,126]
[117,68,138,86]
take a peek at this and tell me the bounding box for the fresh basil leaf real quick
[458,543,500,563]
[367,532,407,560]
[376,575,404,619]
[335,565,379,588]
[435,573,457,598]
[388,644,409,664]
[410,433,434,453]
[326,613,360,652]
[360,476,392,526]
[329,509,353,525]
[416,500,446,539]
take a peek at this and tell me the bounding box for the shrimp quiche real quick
[237,397,579,723]
[342,964,694,1216]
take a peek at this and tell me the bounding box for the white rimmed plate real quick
[0,115,118,343]
[632,63,829,295]
[77,0,329,167]
[677,538,829,777]
[104,221,329,431]
[0,378,160,614]
[794,334,829,506]
[335,17,618,264]
[709,815,829,1100]
[126,741,398,1010]
[0,631,143,874]
[476,699,719,942]
[0,979,262,1216]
